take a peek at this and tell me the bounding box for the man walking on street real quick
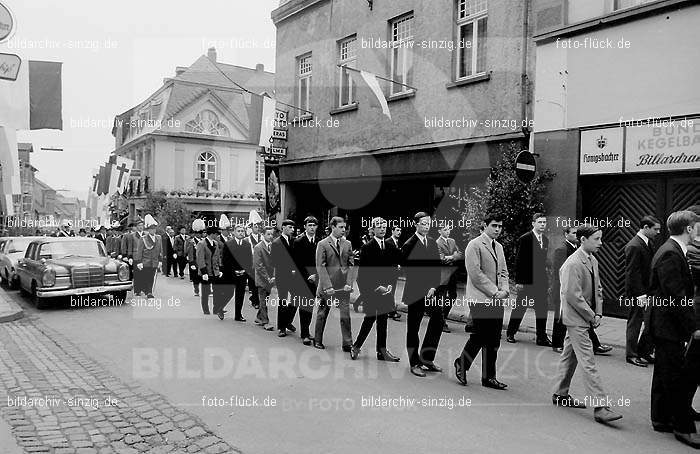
[386,226,403,321]
[221,224,251,322]
[247,210,264,309]
[196,226,223,316]
[253,226,276,331]
[437,224,461,333]
[173,226,188,279]
[272,220,298,337]
[187,219,205,297]
[134,215,162,300]
[293,216,320,346]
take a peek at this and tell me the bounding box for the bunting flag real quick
[244,91,277,147]
[112,156,134,194]
[350,69,391,120]
[258,96,277,147]
[28,61,63,130]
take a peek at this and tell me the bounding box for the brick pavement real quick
[0,317,239,454]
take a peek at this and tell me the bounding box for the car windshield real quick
[8,238,33,253]
[37,241,106,259]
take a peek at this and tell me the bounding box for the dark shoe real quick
[203,311,210,315]
[342,345,352,353]
[594,407,622,424]
[552,346,563,353]
[641,353,655,364]
[194,292,200,297]
[506,335,517,344]
[389,312,401,321]
[350,346,360,360]
[481,378,507,390]
[302,337,312,346]
[422,361,442,373]
[180,276,185,279]
[313,342,325,350]
[552,394,586,408]
[442,323,451,333]
[626,357,648,367]
[278,329,287,337]
[594,345,613,355]
[536,337,553,347]
[234,316,246,322]
[410,365,426,377]
[217,312,224,320]
[652,422,673,433]
[454,358,467,386]
[376,350,400,362]
[146,294,155,299]
[674,432,700,449]
[286,324,296,333]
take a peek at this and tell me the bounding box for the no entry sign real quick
[515,150,537,184]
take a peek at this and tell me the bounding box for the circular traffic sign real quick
[515,150,537,184]
[0,2,14,43]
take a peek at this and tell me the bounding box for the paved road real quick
[2,275,696,454]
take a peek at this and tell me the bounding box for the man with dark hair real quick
[272,219,298,337]
[162,226,176,277]
[386,225,403,321]
[186,225,204,296]
[196,226,223,316]
[402,211,442,377]
[625,215,661,367]
[253,226,276,331]
[134,216,163,300]
[221,224,252,322]
[247,221,264,309]
[552,225,622,424]
[507,212,552,346]
[437,224,461,333]
[649,210,699,447]
[454,213,509,389]
[293,216,320,345]
[173,226,188,279]
[314,216,355,350]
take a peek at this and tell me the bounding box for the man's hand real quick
[376,286,388,294]
[173,254,177,259]
[343,284,352,292]
[494,290,508,299]
[270,277,275,285]
[426,288,436,298]
[591,315,602,329]
[235,270,245,276]
[217,272,223,278]
[693,329,700,340]
[201,274,209,282]
[157,263,162,272]
[128,258,133,265]
[308,274,317,283]
[325,287,335,296]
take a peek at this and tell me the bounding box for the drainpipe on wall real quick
[520,0,531,134]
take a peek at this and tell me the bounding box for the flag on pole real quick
[0,59,29,129]
[350,69,391,120]
[28,61,63,130]
[258,96,277,147]
[113,156,134,194]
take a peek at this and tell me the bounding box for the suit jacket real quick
[196,238,221,277]
[253,241,274,291]
[315,235,355,296]
[134,234,163,268]
[121,232,137,258]
[249,233,262,247]
[271,235,297,287]
[515,231,549,287]
[624,234,654,297]
[551,241,577,308]
[400,234,441,304]
[358,238,397,313]
[173,234,187,257]
[464,233,509,315]
[293,234,319,293]
[437,236,460,285]
[185,237,199,264]
[221,237,253,283]
[649,238,695,342]
[95,233,107,244]
[163,234,175,259]
[559,247,603,327]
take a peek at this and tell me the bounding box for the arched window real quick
[196,152,217,180]
[185,110,230,136]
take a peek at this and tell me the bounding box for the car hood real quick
[47,256,113,268]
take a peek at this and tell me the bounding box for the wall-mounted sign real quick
[579,127,623,175]
[0,2,15,43]
[0,52,20,81]
[272,129,287,140]
[625,121,700,173]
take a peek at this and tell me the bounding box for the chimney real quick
[175,66,187,76]
[255,63,264,72]
[207,47,217,62]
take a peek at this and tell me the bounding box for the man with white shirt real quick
[254,226,276,331]
[293,216,320,346]
[196,226,224,316]
[247,217,264,309]
[625,215,661,367]
[272,220,298,337]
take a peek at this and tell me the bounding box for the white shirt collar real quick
[281,233,290,243]
[306,233,314,243]
[262,239,271,248]
[532,230,542,241]
[670,236,688,256]
[565,240,577,249]
[207,238,215,246]
[636,231,649,246]
[375,236,385,246]
[415,232,427,242]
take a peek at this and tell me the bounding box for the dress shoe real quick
[674,432,700,449]
[254,319,263,326]
[442,323,451,333]
[626,357,648,367]
[194,292,200,297]
[652,422,673,433]
[278,329,287,337]
[410,365,426,377]
[552,394,586,408]
[203,311,210,315]
[376,350,400,362]
[302,337,312,346]
[422,362,442,373]
[342,345,352,353]
[506,335,517,343]
[350,346,360,360]
[263,324,274,331]
[594,345,613,355]
[454,358,467,386]
[641,354,655,364]
[286,324,296,333]
[180,275,185,279]
[147,294,155,299]
[536,338,553,347]
[593,407,622,424]
[234,316,246,322]
[552,346,563,353]
[481,378,507,390]
[217,312,225,320]
[313,342,325,350]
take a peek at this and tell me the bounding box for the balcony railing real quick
[194,179,220,191]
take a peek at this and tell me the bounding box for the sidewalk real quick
[0,289,23,323]
[392,279,627,348]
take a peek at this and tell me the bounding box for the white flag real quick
[355,70,391,120]
[0,126,21,201]
[258,96,277,147]
[0,62,30,130]
[113,156,134,194]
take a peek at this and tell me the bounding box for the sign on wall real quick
[625,121,700,173]
[579,127,624,175]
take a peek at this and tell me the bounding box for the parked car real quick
[0,236,41,289]
[16,237,132,309]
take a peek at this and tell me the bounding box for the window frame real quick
[196,151,217,181]
[255,159,265,184]
[389,12,415,96]
[455,0,488,81]
[613,0,658,11]
[297,53,313,118]
[337,35,358,108]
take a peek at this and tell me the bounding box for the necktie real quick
[589,259,596,308]
[379,239,384,250]
[492,240,496,253]
[420,237,426,247]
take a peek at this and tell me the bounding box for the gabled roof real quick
[174,55,275,95]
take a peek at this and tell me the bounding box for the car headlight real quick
[42,268,56,287]
[118,264,129,281]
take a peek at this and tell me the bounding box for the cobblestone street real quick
[0,316,239,453]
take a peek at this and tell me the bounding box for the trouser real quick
[200,279,214,314]
[406,296,444,367]
[230,276,247,319]
[651,338,696,433]
[459,308,503,379]
[314,293,352,347]
[132,265,144,294]
[189,262,200,294]
[507,284,549,339]
[296,282,317,339]
[626,301,654,359]
[176,256,187,277]
[354,311,388,352]
[277,283,293,330]
[256,287,271,325]
[141,267,157,295]
[212,279,230,315]
[247,275,259,307]
[438,274,457,321]
[552,326,607,406]
[553,316,601,349]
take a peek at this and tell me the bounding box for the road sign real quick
[0,53,20,81]
[515,150,537,184]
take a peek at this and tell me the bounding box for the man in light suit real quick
[314,216,355,351]
[134,216,163,299]
[551,224,622,424]
[402,212,442,377]
[253,226,276,331]
[196,226,223,316]
[453,213,510,389]
[437,224,461,333]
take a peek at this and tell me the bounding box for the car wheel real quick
[113,291,127,306]
[31,282,50,310]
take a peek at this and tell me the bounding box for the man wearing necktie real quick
[552,225,622,424]
[221,224,253,322]
[507,213,552,346]
[293,216,321,346]
[247,222,263,309]
[272,220,299,337]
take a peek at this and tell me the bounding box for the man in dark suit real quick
[186,224,203,296]
[196,226,223,316]
[402,212,442,377]
[134,215,163,299]
[173,226,188,279]
[94,226,107,244]
[351,217,400,362]
[247,221,263,309]
[625,215,661,367]
[293,216,320,346]
[272,220,298,337]
[162,226,176,277]
[385,225,403,321]
[507,213,551,346]
[552,227,613,355]
[649,210,699,448]
[221,224,252,322]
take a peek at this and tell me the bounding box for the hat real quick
[144,214,158,228]
[192,218,206,232]
[248,210,263,226]
[61,219,72,228]
[219,214,231,230]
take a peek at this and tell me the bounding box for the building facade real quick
[110,48,273,222]
[272,0,537,243]
[532,0,700,315]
